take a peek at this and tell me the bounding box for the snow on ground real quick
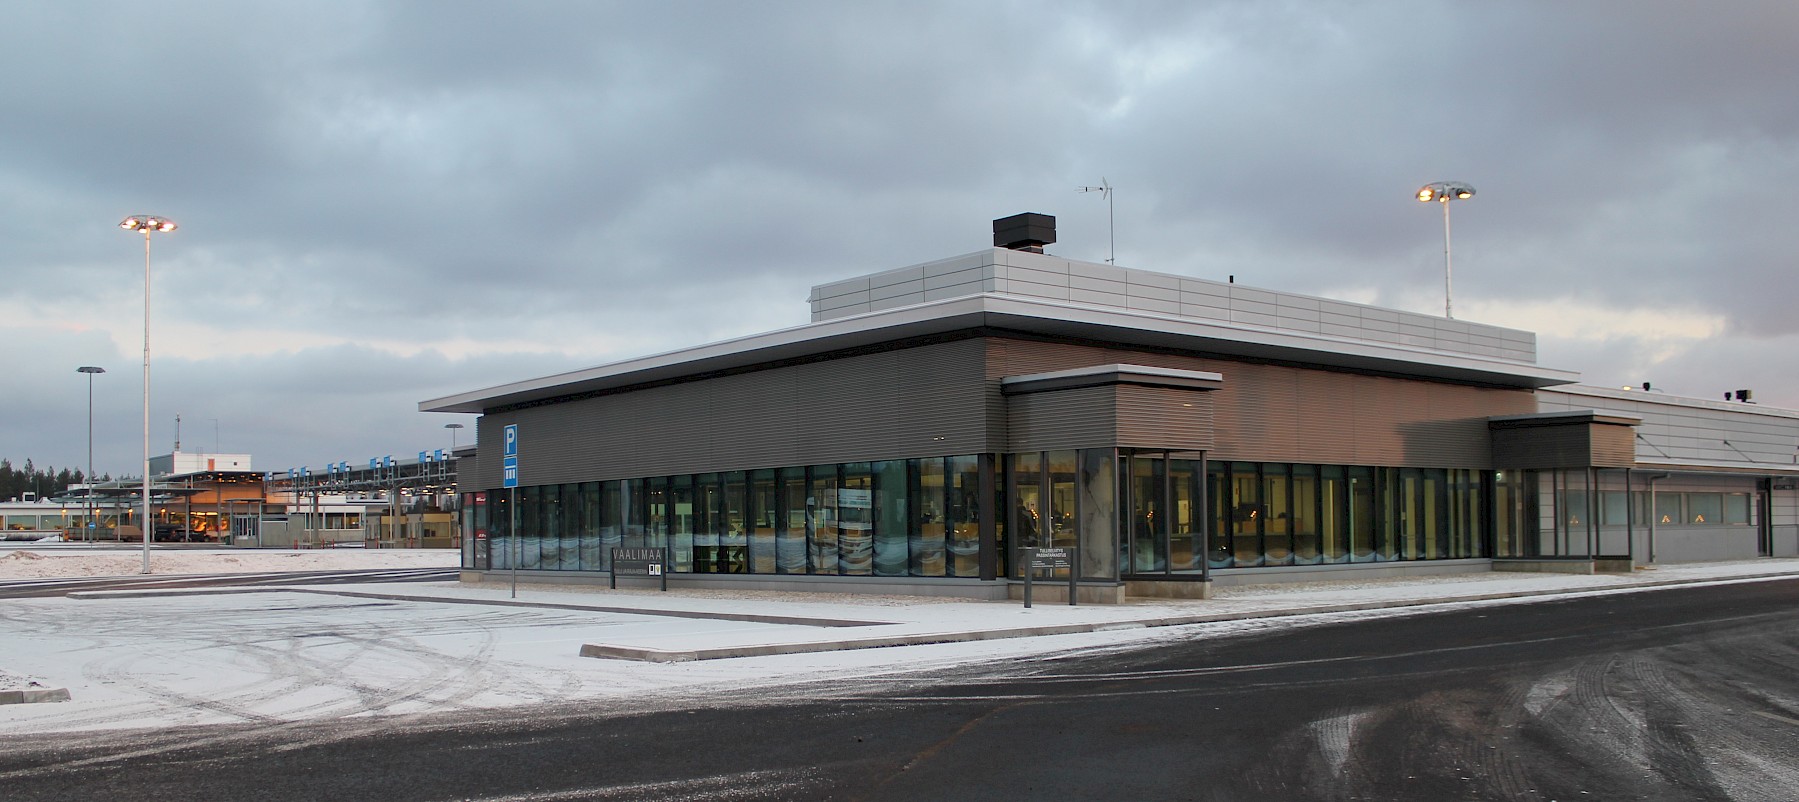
[1,552,1794,736]
[0,547,458,579]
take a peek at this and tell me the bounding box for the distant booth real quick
[424,216,1799,602]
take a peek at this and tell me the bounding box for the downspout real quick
[1644,473,1669,564]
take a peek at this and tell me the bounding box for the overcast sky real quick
[4,1,1796,480]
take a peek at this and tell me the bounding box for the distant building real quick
[424,216,1798,602]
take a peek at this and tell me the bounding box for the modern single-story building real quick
[422,215,1799,602]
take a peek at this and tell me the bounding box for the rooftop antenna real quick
[1078,178,1114,264]
[173,413,181,452]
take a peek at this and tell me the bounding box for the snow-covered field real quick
[0,547,458,579]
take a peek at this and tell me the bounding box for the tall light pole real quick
[1078,178,1115,264]
[77,366,105,542]
[445,422,465,453]
[121,215,176,574]
[1416,181,1474,319]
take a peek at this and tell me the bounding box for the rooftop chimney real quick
[993,212,1056,253]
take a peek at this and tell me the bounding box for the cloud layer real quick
[3,1,1795,477]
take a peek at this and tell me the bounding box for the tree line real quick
[0,459,114,502]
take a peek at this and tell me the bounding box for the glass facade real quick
[467,451,1517,580]
[472,456,991,578]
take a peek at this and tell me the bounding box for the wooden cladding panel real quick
[1590,423,1637,467]
[1115,385,1214,451]
[987,337,1532,468]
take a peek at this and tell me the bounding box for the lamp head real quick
[120,215,178,233]
[1416,181,1476,203]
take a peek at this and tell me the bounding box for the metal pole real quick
[1106,185,1115,265]
[86,370,95,542]
[510,486,519,598]
[141,229,153,574]
[1441,198,1454,320]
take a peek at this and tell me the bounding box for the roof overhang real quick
[422,293,1580,414]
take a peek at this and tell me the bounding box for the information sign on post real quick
[504,424,520,598]
[1022,546,1079,608]
[502,424,520,489]
[611,547,670,591]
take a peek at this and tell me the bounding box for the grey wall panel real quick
[1006,386,1117,452]
[1538,388,1799,466]
[986,338,1530,467]
[1492,425,1593,469]
[474,338,994,488]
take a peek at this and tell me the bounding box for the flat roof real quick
[424,292,1579,415]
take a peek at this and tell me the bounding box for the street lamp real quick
[1416,181,1474,319]
[77,366,105,542]
[445,422,465,452]
[120,215,176,574]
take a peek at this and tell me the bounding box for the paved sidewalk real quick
[79,557,1799,663]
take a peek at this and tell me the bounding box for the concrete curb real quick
[0,687,71,705]
[67,586,893,629]
[577,570,1799,662]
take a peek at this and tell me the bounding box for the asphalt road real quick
[3,578,1795,801]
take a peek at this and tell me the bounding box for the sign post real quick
[610,547,669,591]
[1023,546,1077,608]
[504,424,519,599]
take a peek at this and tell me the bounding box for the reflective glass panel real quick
[809,465,840,575]
[839,463,873,576]
[778,467,809,574]
[1079,449,1118,579]
[750,469,777,573]
[913,458,947,577]
[872,461,908,577]
[947,456,981,578]
[1263,463,1292,566]
[1291,465,1319,565]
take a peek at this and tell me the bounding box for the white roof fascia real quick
[422,293,1579,414]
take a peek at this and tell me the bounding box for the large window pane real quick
[599,481,621,571]
[577,482,602,571]
[1263,463,1292,566]
[1687,493,1722,525]
[1291,465,1319,565]
[778,468,809,574]
[1654,492,1681,526]
[1047,451,1078,552]
[722,471,747,573]
[1320,466,1346,564]
[1350,467,1379,562]
[1130,454,1167,573]
[559,482,582,570]
[749,469,777,573]
[1012,452,1044,573]
[1422,469,1445,560]
[1725,493,1751,525]
[671,474,696,573]
[1169,459,1201,572]
[645,476,668,552]
[840,463,873,576]
[1079,449,1117,580]
[1230,462,1262,567]
[809,465,839,575]
[1207,463,1231,569]
[947,456,981,578]
[912,458,947,577]
[873,461,908,577]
